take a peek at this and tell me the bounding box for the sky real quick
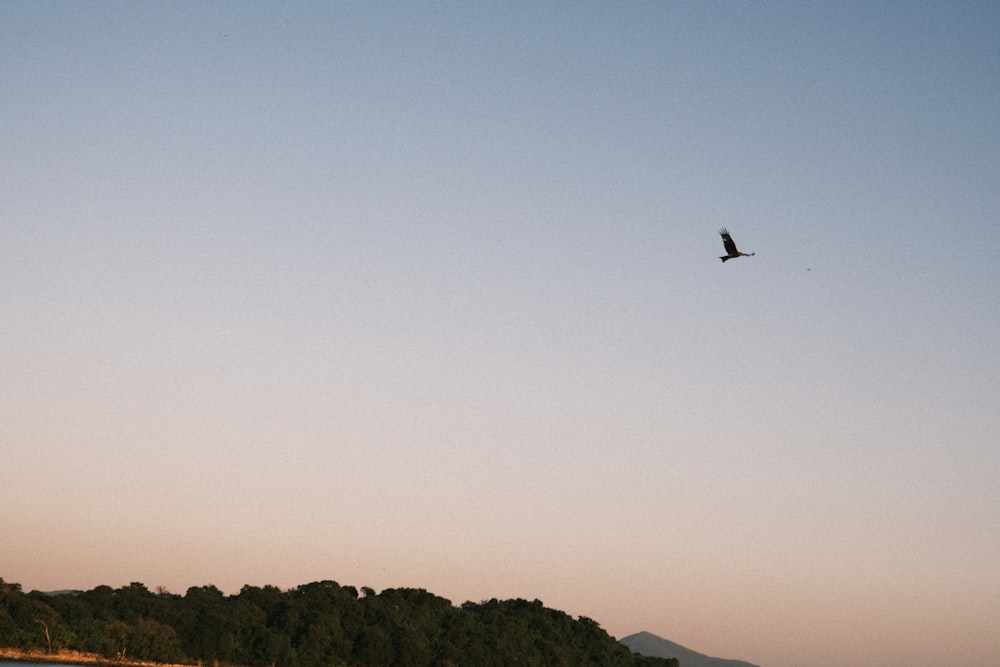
[1,2,998,666]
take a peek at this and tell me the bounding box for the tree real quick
[32,618,51,653]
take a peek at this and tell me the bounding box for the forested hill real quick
[0,578,676,667]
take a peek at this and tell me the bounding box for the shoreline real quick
[0,648,198,667]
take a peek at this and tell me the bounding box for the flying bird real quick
[718,228,755,262]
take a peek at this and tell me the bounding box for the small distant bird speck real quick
[718,228,755,262]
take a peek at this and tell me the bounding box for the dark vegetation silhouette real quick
[0,578,676,667]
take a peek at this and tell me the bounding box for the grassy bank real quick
[0,648,197,667]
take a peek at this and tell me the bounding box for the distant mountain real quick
[620,631,760,667]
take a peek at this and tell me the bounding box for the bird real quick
[718,228,755,262]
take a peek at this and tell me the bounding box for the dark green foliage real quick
[0,577,678,667]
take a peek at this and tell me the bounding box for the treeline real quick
[0,578,676,667]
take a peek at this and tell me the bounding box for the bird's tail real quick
[720,256,731,262]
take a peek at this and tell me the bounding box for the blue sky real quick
[2,3,998,666]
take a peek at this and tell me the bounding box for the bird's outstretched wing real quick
[719,228,739,255]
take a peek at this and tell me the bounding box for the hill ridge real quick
[620,631,760,667]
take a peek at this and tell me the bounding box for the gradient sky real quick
[2,3,998,666]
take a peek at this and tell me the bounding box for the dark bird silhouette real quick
[718,228,755,262]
